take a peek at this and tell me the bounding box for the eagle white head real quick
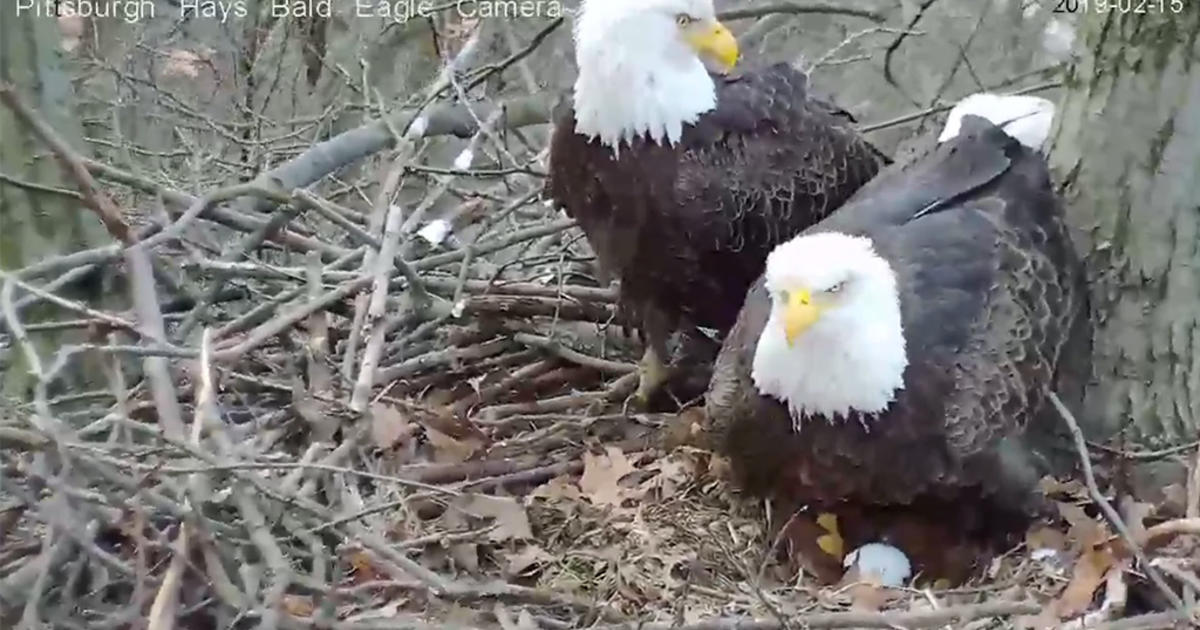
[751,232,908,425]
[572,0,739,150]
[938,93,1056,150]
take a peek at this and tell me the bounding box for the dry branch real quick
[1049,393,1190,619]
[350,202,406,411]
[126,244,187,441]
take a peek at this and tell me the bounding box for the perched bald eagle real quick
[546,0,888,403]
[705,94,1090,581]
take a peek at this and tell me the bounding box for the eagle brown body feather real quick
[706,118,1090,567]
[546,64,887,350]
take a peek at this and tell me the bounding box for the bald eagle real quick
[705,94,1090,581]
[545,0,888,403]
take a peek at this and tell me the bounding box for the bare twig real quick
[511,333,634,375]
[125,244,187,441]
[350,201,406,411]
[146,524,189,630]
[1049,392,1189,618]
[882,0,940,102]
[719,2,885,23]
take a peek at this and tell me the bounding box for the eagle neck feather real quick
[750,234,908,429]
[572,15,717,151]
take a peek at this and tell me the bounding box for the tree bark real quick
[0,13,109,396]
[1051,7,1200,446]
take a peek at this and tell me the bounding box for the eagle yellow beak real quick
[683,20,739,74]
[783,288,822,346]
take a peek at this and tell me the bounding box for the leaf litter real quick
[5,302,1199,629]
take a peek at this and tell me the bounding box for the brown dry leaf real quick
[346,549,385,584]
[281,594,314,617]
[845,581,896,612]
[1026,525,1069,551]
[1119,496,1154,544]
[1056,501,1088,526]
[454,494,532,542]
[529,475,583,503]
[1039,476,1088,498]
[370,403,415,450]
[662,407,708,450]
[1052,545,1115,618]
[1058,502,1106,550]
[426,425,484,463]
[503,544,552,577]
[579,446,637,508]
[638,455,691,500]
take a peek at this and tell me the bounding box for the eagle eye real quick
[778,289,790,302]
[675,13,694,26]
[827,281,845,294]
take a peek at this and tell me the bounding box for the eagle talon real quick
[816,512,845,559]
[633,346,670,407]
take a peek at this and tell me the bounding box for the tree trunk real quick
[1050,7,1200,447]
[0,13,109,397]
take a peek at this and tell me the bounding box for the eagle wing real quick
[673,65,889,296]
[864,119,1084,459]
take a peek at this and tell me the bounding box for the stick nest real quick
[0,74,1197,630]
